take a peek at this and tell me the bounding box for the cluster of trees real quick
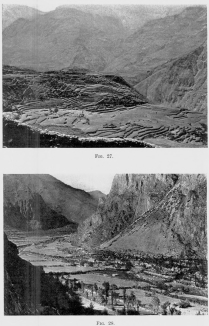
[75,279,141,313]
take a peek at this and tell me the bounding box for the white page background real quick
[0,0,209,325]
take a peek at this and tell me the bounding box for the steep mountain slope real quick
[2,4,43,30]
[3,6,124,71]
[4,233,85,315]
[135,42,207,113]
[4,174,98,230]
[106,6,207,77]
[79,174,207,259]
[78,174,176,245]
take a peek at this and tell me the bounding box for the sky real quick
[51,173,115,194]
[3,0,207,12]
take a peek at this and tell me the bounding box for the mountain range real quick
[3,174,207,259]
[2,5,207,147]
[3,174,99,231]
[3,5,206,78]
[2,4,43,30]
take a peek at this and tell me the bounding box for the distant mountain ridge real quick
[4,174,98,231]
[3,6,206,74]
[58,4,185,32]
[2,4,44,30]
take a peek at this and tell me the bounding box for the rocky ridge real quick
[78,174,207,259]
[135,42,207,113]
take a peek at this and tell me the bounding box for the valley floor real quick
[5,227,208,315]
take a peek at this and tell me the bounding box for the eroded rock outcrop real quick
[79,174,207,259]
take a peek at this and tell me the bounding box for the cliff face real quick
[4,232,42,314]
[4,174,98,231]
[78,174,176,246]
[80,174,207,259]
[135,42,207,113]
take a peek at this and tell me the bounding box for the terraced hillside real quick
[3,66,207,148]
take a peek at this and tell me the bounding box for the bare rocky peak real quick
[79,174,207,259]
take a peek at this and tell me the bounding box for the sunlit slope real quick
[3,66,207,147]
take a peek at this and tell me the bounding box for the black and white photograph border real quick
[1,144,209,326]
[3,173,208,316]
[1,0,209,326]
[2,0,207,148]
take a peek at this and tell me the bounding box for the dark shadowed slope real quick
[4,174,98,231]
[4,233,86,315]
[135,42,207,113]
[2,4,43,30]
[79,174,207,259]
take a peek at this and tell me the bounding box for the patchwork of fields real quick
[5,228,208,315]
[3,66,207,148]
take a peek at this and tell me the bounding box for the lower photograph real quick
[3,174,207,315]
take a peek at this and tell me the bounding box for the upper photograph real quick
[2,3,207,148]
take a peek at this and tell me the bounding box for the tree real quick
[102,282,110,303]
[123,288,126,304]
[125,260,133,270]
[91,285,94,297]
[98,288,105,304]
[110,290,114,306]
[81,281,84,293]
[151,296,160,314]
[129,291,136,308]
[93,283,98,295]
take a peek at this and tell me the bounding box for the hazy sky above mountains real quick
[52,174,115,194]
[3,0,206,12]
